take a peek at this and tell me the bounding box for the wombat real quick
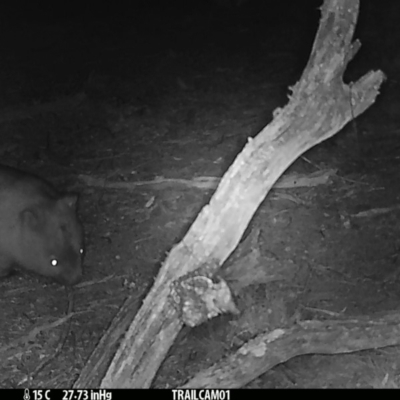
[0,164,84,285]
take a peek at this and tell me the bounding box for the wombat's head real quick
[18,194,84,285]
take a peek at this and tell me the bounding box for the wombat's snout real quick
[56,264,83,286]
[55,272,82,286]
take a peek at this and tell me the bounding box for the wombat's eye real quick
[51,259,59,267]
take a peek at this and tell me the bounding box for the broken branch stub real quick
[74,0,385,388]
[171,272,240,327]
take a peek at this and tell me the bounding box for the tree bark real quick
[74,0,385,388]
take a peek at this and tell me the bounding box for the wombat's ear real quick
[61,194,79,210]
[20,208,42,230]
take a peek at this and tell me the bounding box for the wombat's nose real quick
[57,268,82,286]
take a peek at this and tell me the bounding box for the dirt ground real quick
[1,0,400,389]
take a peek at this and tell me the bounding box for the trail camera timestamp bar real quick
[19,389,233,400]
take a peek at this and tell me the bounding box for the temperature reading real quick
[31,390,52,400]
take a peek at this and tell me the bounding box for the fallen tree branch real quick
[74,0,385,388]
[78,168,337,191]
[182,311,400,388]
[351,205,400,218]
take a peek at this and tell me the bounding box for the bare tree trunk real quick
[74,0,384,388]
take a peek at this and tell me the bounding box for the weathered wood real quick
[73,294,144,387]
[74,0,385,388]
[182,312,400,388]
[78,167,336,191]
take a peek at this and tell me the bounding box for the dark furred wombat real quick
[0,165,84,285]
